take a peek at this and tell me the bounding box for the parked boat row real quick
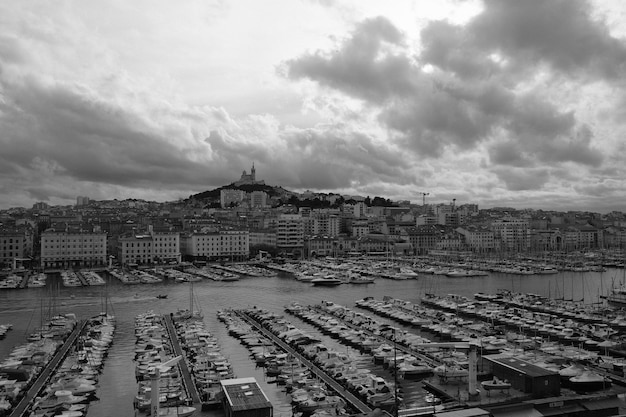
[417,293,624,391]
[219,309,356,415]
[109,268,163,284]
[286,302,436,381]
[0,274,22,289]
[61,271,84,287]
[184,266,240,281]
[0,324,12,340]
[172,313,233,410]
[27,273,47,288]
[216,264,277,278]
[133,311,194,415]
[0,313,77,416]
[29,313,116,417]
[242,307,420,412]
[79,271,106,286]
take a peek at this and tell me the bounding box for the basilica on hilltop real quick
[233,163,265,186]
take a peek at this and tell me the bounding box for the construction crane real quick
[420,192,430,206]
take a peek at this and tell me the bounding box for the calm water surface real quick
[0,268,623,417]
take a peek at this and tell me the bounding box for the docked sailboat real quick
[173,280,203,321]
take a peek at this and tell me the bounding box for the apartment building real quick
[491,217,530,251]
[41,226,107,269]
[220,189,245,208]
[456,226,496,253]
[180,230,249,261]
[0,228,29,268]
[118,231,180,266]
[249,229,277,247]
[250,191,268,208]
[276,214,304,257]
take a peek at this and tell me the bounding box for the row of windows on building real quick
[124,242,177,247]
[43,238,103,242]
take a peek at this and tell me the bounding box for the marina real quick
[1,263,626,417]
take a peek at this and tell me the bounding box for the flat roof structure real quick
[220,377,272,412]
[484,355,557,377]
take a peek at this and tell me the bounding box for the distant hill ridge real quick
[191,183,289,201]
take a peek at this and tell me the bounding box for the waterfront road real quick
[237,310,373,415]
[9,320,87,417]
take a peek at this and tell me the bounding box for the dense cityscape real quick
[0,164,623,272]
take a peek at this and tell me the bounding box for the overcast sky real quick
[1,0,626,212]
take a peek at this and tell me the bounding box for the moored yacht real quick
[311,275,343,286]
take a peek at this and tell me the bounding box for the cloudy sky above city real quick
[1,0,626,212]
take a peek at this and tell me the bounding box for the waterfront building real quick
[456,226,496,253]
[180,229,249,261]
[305,235,337,257]
[0,228,30,269]
[276,214,303,257]
[249,229,276,247]
[562,224,603,251]
[491,217,530,251]
[406,225,443,255]
[40,225,107,269]
[436,231,463,251]
[117,230,180,266]
[603,226,626,249]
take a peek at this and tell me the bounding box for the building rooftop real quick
[220,377,272,412]
[486,355,558,377]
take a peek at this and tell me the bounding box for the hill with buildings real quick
[190,183,288,201]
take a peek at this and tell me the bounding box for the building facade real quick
[0,229,28,269]
[220,189,246,208]
[41,227,107,269]
[250,191,268,208]
[118,231,180,266]
[491,217,530,251]
[276,214,304,257]
[180,230,249,261]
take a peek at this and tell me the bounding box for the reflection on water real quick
[0,268,621,416]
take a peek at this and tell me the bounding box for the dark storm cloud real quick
[285,17,416,103]
[0,78,213,191]
[471,0,626,81]
[284,0,613,187]
[419,21,499,80]
[492,167,550,191]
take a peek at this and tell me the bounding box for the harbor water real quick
[0,267,623,417]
